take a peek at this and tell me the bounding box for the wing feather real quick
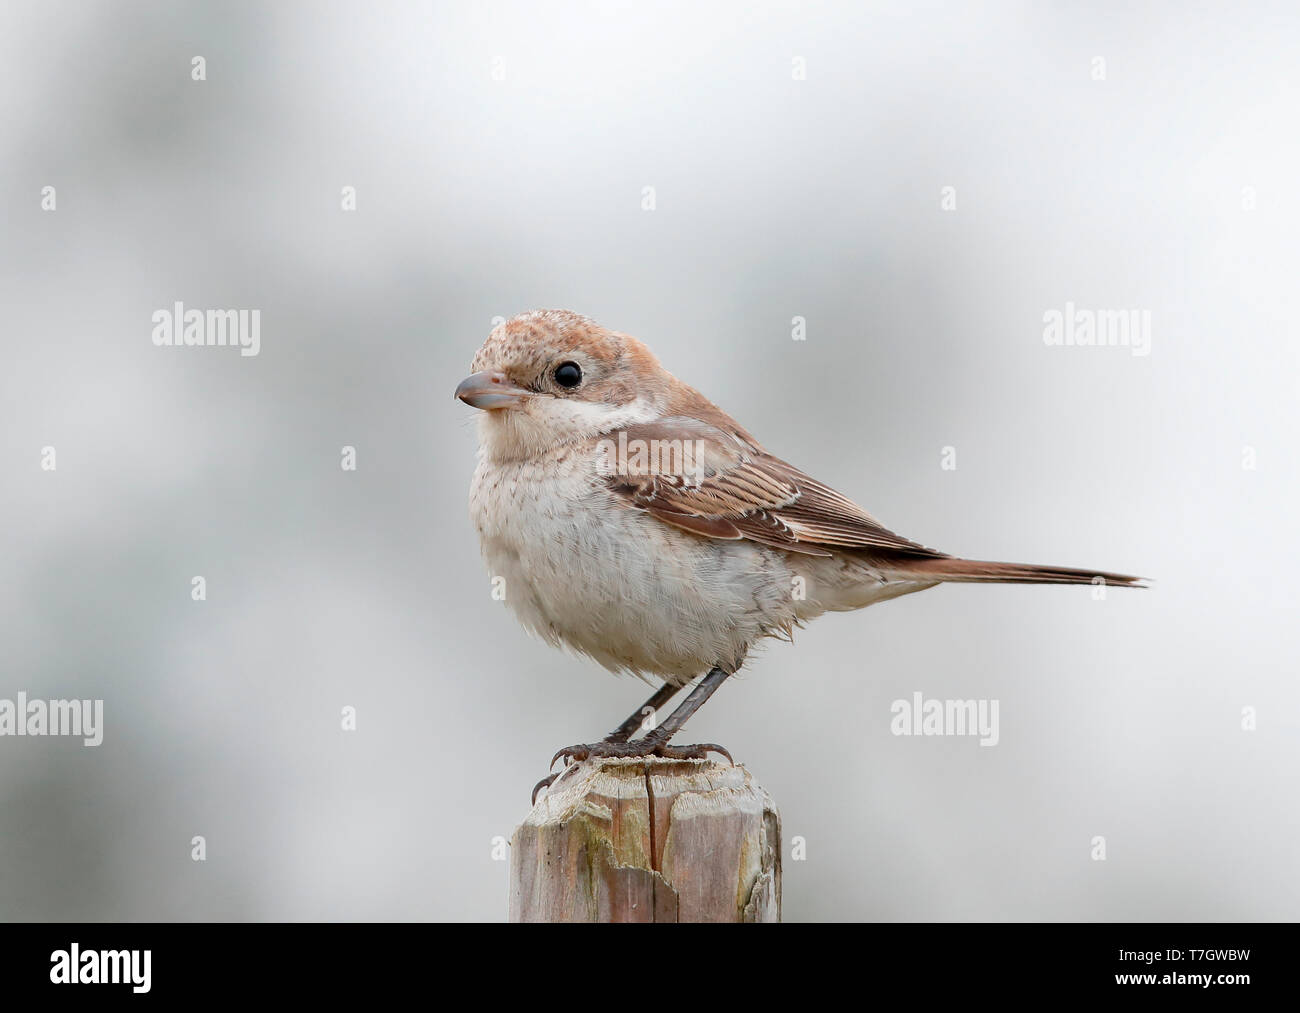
[603,418,947,559]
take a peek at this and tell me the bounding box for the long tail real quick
[897,556,1147,588]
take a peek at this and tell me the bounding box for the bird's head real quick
[456,310,672,460]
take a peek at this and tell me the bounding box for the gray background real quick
[2,0,1296,921]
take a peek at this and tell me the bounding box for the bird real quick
[455,309,1144,800]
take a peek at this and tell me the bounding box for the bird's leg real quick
[531,682,682,803]
[602,682,680,743]
[532,667,734,801]
[637,666,731,749]
[532,682,682,802]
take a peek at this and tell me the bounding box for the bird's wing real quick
[600,417,947,559]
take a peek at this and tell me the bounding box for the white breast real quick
[468,444,806,684]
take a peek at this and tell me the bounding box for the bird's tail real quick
[896,556,1147,588]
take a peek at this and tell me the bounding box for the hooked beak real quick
[454,370,533,411]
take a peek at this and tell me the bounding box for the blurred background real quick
[1,0,1297,921]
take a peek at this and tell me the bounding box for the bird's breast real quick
[467,447,797,682]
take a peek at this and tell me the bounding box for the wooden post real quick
[509,757,781,922]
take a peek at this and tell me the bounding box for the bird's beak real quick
[454,370,532,411]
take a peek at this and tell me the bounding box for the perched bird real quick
[456,310,1143,797]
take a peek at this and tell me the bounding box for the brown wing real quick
[601,418,948,559]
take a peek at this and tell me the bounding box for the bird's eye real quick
[553,361,583,388]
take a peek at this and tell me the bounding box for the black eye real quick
[553,361,582,388]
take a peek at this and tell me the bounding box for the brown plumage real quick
[605,418,1144,586]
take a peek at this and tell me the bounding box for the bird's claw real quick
[531,772,561,806]
[533,740,736,803]
[549,745,590,770]
[655,742,733,764]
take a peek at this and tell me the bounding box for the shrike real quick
[456,310,1143,797]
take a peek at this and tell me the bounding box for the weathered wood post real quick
[509,757,781,922]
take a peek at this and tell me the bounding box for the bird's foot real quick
[530,739,733,804]
[552,739,732,767]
